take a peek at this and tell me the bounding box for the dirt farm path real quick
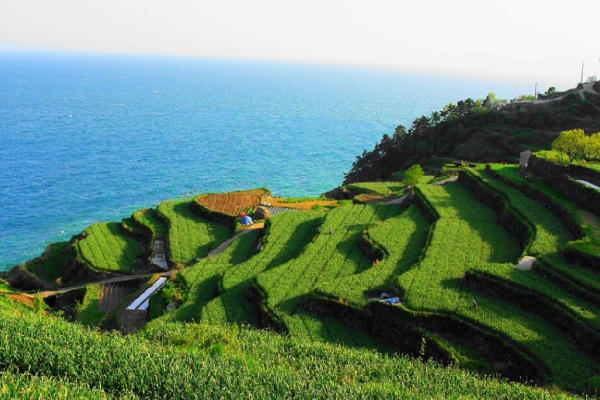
[208,223,264,257]
[36,272,173,299]
[0,224,268,333]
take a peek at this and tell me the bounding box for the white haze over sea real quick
[0,51,530,269]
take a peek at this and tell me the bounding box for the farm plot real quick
[345,181,405,196]
[255,203,398,340]
[397,182,521,312]
[266,198,338,210]
[157,199,231,265]
[469,168,570,256]
[0,304,575,400]
[469,168,600,291]
[195,189,269,216]
[265,206,298,216]
[201,211,323,325]
[77,222,144,273]
[461,169,600,328]
[164,229,261,323]
[398,181,597,389]
[132,208,168,236]
[317,204,429,307]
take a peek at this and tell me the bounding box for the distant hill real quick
[343,82,600,183]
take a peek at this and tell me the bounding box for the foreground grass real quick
[0,299,578,399]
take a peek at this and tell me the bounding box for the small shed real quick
[519,150,532,169]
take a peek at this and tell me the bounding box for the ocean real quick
[0,51,530,269]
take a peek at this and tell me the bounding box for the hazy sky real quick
[1,0,598,89]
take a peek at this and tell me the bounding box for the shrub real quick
[403,164,424,187]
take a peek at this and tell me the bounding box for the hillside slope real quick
[344,82,600,183]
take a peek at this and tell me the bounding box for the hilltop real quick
[2,85,600,398]
[343,82,600,183]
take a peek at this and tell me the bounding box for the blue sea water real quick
[0,51,530,269]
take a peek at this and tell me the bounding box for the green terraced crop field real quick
[4,171,600,397]
[345,181,405,196]
[157,198,232,265]
[76,222,144,273]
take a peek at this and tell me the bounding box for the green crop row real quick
[487,164,583,239]
[345,181,405,196]
[163,229,260,323]
[202,211,324,325]
[469,168,571,256]
[132,208,168,236]
[469,167,600,293]
[316,204,429,307]
[254,203,400,341]
[486,163,600,275]
[76,222,144,273]
[460,171,600,388]
[166,211,323,326]
[464,269,600,362]
[0,369,126,400]
[156,198,231,266]
[393,181,599,389]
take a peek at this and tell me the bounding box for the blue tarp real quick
[240,215,253,225]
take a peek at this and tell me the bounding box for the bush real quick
[403,164,424,187]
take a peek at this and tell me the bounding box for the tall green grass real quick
[0,302,578,399]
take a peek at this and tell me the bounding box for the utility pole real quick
[534,82,537,98]
[581,61,584,84]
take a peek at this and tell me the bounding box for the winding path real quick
[207,223,264,257]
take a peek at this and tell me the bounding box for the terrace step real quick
[266,206,299,216]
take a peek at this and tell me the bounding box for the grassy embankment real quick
[0,294,578,399]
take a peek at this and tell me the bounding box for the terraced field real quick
[76,222,144,273]
[156,198,232,266]
[396,179,598,389]
[4,175,600,395]
[345,181,405,196]
[397,182,522,311]
[316,204,429,307]
[195,188,269,216]
[77,182,600,390]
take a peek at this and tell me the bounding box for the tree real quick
[403,164,424,187]
[587,132,600,161]
[551,129,586,162]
